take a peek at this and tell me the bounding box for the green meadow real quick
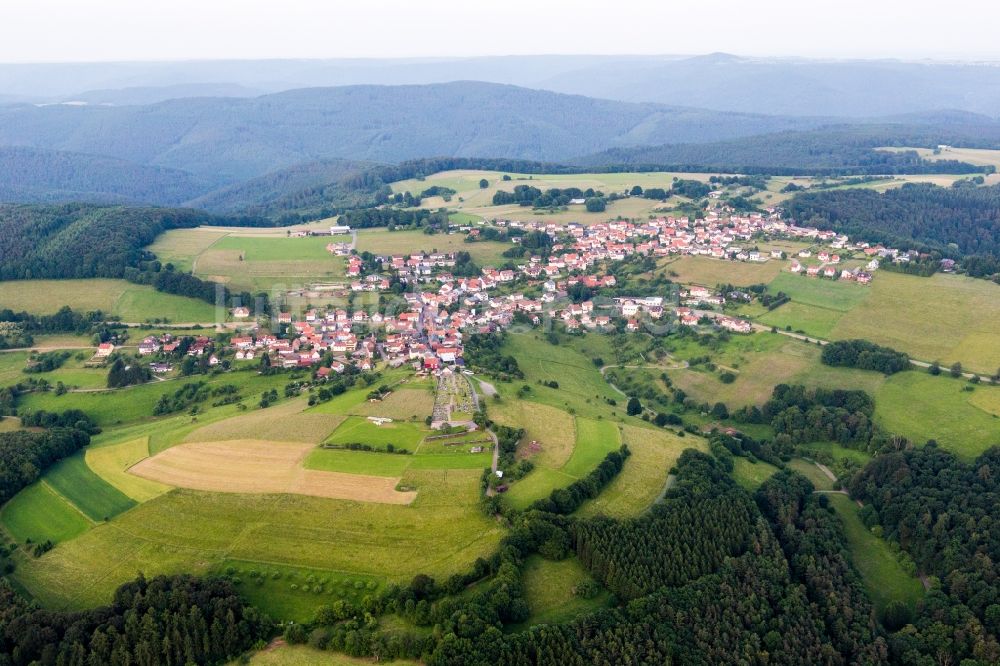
[0,279,216,322]
[827,494,924,613]
[874,372,1000,458]
[0,482,92,545]
[43,454,136,522]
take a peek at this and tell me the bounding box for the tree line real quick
[786,182,1000,278]
[821,339,911,374]
[0,574,269,665]
[0,427,91,505]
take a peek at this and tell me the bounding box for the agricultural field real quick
[305,439,492,476]
[44,454,136,521]
[323,416,427,451]
[874,372,1000,458]
[85,438,172,502]
[352,387,435,421]
[130,439,416,504]
[354,228,510,266]
[10,469,502,614]
[390,169,717,225]
[827,494,925,613]
[146,226,345,293]
[0,482,91,545]
[0,279,217,322]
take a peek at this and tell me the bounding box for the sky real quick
[0,0,998,63]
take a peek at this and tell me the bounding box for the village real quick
[125,205,919,381]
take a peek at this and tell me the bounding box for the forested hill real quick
[785,182,1000,263]
[0,146,216,205]
[184,157,378,214]
[0,203,260,281]
[0,81,830,181]
[574,123,1000,174]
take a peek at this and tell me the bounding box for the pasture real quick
[243,645,419,666]
[515,556,609,627]
[669,332,885,408]
[787,459,834,490]
[0,279,216,322]
[11,469,503,613]
[390,169,716,225]
[0,482,91,545]
[500,333,622,418]
[827,494,924,613]
[662,255,783,287]
[130,439,416,504]
[488,400,576,469]
[18,368,293,428]
[830,272,1000,374]
[504,416,621,510]
[324,416,427,452]
[354,229,509,266]
[578,425,701,518]
[219,559,382,623]
[731,457,779,490]
[45,454,136,521]
[874,372,1000,458]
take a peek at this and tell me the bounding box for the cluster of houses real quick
[191,204,923,377]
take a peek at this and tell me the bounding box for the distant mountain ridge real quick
[4,54,1000,118]
[0,81,831,181]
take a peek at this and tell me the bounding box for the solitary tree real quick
[950,361,963,378]
[479,178,489,189]
[626,397,642,416]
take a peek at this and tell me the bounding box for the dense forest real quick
[576,124,998,175]
[0,146,213,206]
[735,384,879,452]
[785,182,1000,271]
[851,445,1000,662]
[0,204,270,311]
[0,427,91,505]
[0,574,268,665]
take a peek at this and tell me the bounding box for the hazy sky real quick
[0,0,997,63]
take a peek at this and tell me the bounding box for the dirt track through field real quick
[129,439,416,505]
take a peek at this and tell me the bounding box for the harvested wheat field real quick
[130,439,415,505]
